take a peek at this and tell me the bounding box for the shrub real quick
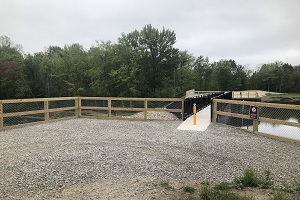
[234,167,260,189]
[184,186,196,193]
[160,181,175,191]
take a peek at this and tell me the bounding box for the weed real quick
[214,182,231,191]
[293,179,300,193]
[200,181,253,200]
[234,167,260,189]
[272,190,286,200]
[160,181,175,191]
[184,186,196,193]
[234,167,274,189]
[259,169,274,189]
[281,181,293,193]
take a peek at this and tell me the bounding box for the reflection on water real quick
[242,118,300,140]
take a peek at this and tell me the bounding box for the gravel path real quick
[0,118,299,199]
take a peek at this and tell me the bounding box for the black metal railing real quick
[183,92,224,120]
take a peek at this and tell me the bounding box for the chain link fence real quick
[80,97,183,120]
[0,98,77,129]
[213,99,300,142]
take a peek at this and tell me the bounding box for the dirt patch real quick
[21,178,300,200]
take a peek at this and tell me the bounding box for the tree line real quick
[1,25,299,99]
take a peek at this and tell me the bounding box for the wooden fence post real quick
[0,101,3,130]
[44,100,49,121]
[212,100,217,123]
[75,97,81,118]
[253,106,259,133]
[108,99,111,118]
[144,100,148,120]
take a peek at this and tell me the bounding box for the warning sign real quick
[249,106,258,119]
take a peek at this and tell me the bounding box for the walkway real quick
[177,105,211,131]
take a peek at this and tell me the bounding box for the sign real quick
[249,106,258,119]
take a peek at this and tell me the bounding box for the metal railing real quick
[212,99,300,143]
[0,97,184,130]
[183,92,225,120]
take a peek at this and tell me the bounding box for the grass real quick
[156,167,299,200]
[160,181,175,191]
[272,190,286,200]
[234,167,273,189]
[184,186,196,193]
[200,182,253,200]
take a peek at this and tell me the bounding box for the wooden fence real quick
[212,99,300,143]
[232,91,259,99]
[0,97,183,130]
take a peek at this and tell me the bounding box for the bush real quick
[200,181,253,200]
[234,167,274,189]
[234,167,260,189]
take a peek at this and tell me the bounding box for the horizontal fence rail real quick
[232,91,259,99]
[212,99,300,143]
[0,97,184,130]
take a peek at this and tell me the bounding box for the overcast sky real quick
[1,0,300,69]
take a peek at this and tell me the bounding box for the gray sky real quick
[1,0,300,69]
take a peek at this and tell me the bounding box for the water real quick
[242,118,300,141]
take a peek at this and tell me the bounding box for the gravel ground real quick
[0,118,299,199]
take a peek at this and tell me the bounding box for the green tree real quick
[118,24,180,97]
[0,36,28,99]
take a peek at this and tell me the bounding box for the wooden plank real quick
[80,106,109,110]
[82,115,146,121]
[80,97,182,101]
[212,101,217,123]
[254,131,300,144]
[3,109,45,117]
[80,97,112,100]
[108,99,111,118]
[44,100,49,121]
[259,117,300,128]
[47,97,77,101]
[213,99,300,110]
[253,120,258,132]
[110,107,145,112]
[146,108,182,112]
[146,98,183,101]
[78,97,82,117]
[0,102,3,130]
[144,100,147,120]
[215,110,251,120]
[48,107,76,113]
[1,97,77,103]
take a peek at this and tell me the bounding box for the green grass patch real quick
[160,181,175,191]
[234,167,273,189]
[200,182,253,200]
[184,186,196,193]
[214,182,231,191]
[156,168,298,199]
[293,179,300,193]
[272,190,286,200]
